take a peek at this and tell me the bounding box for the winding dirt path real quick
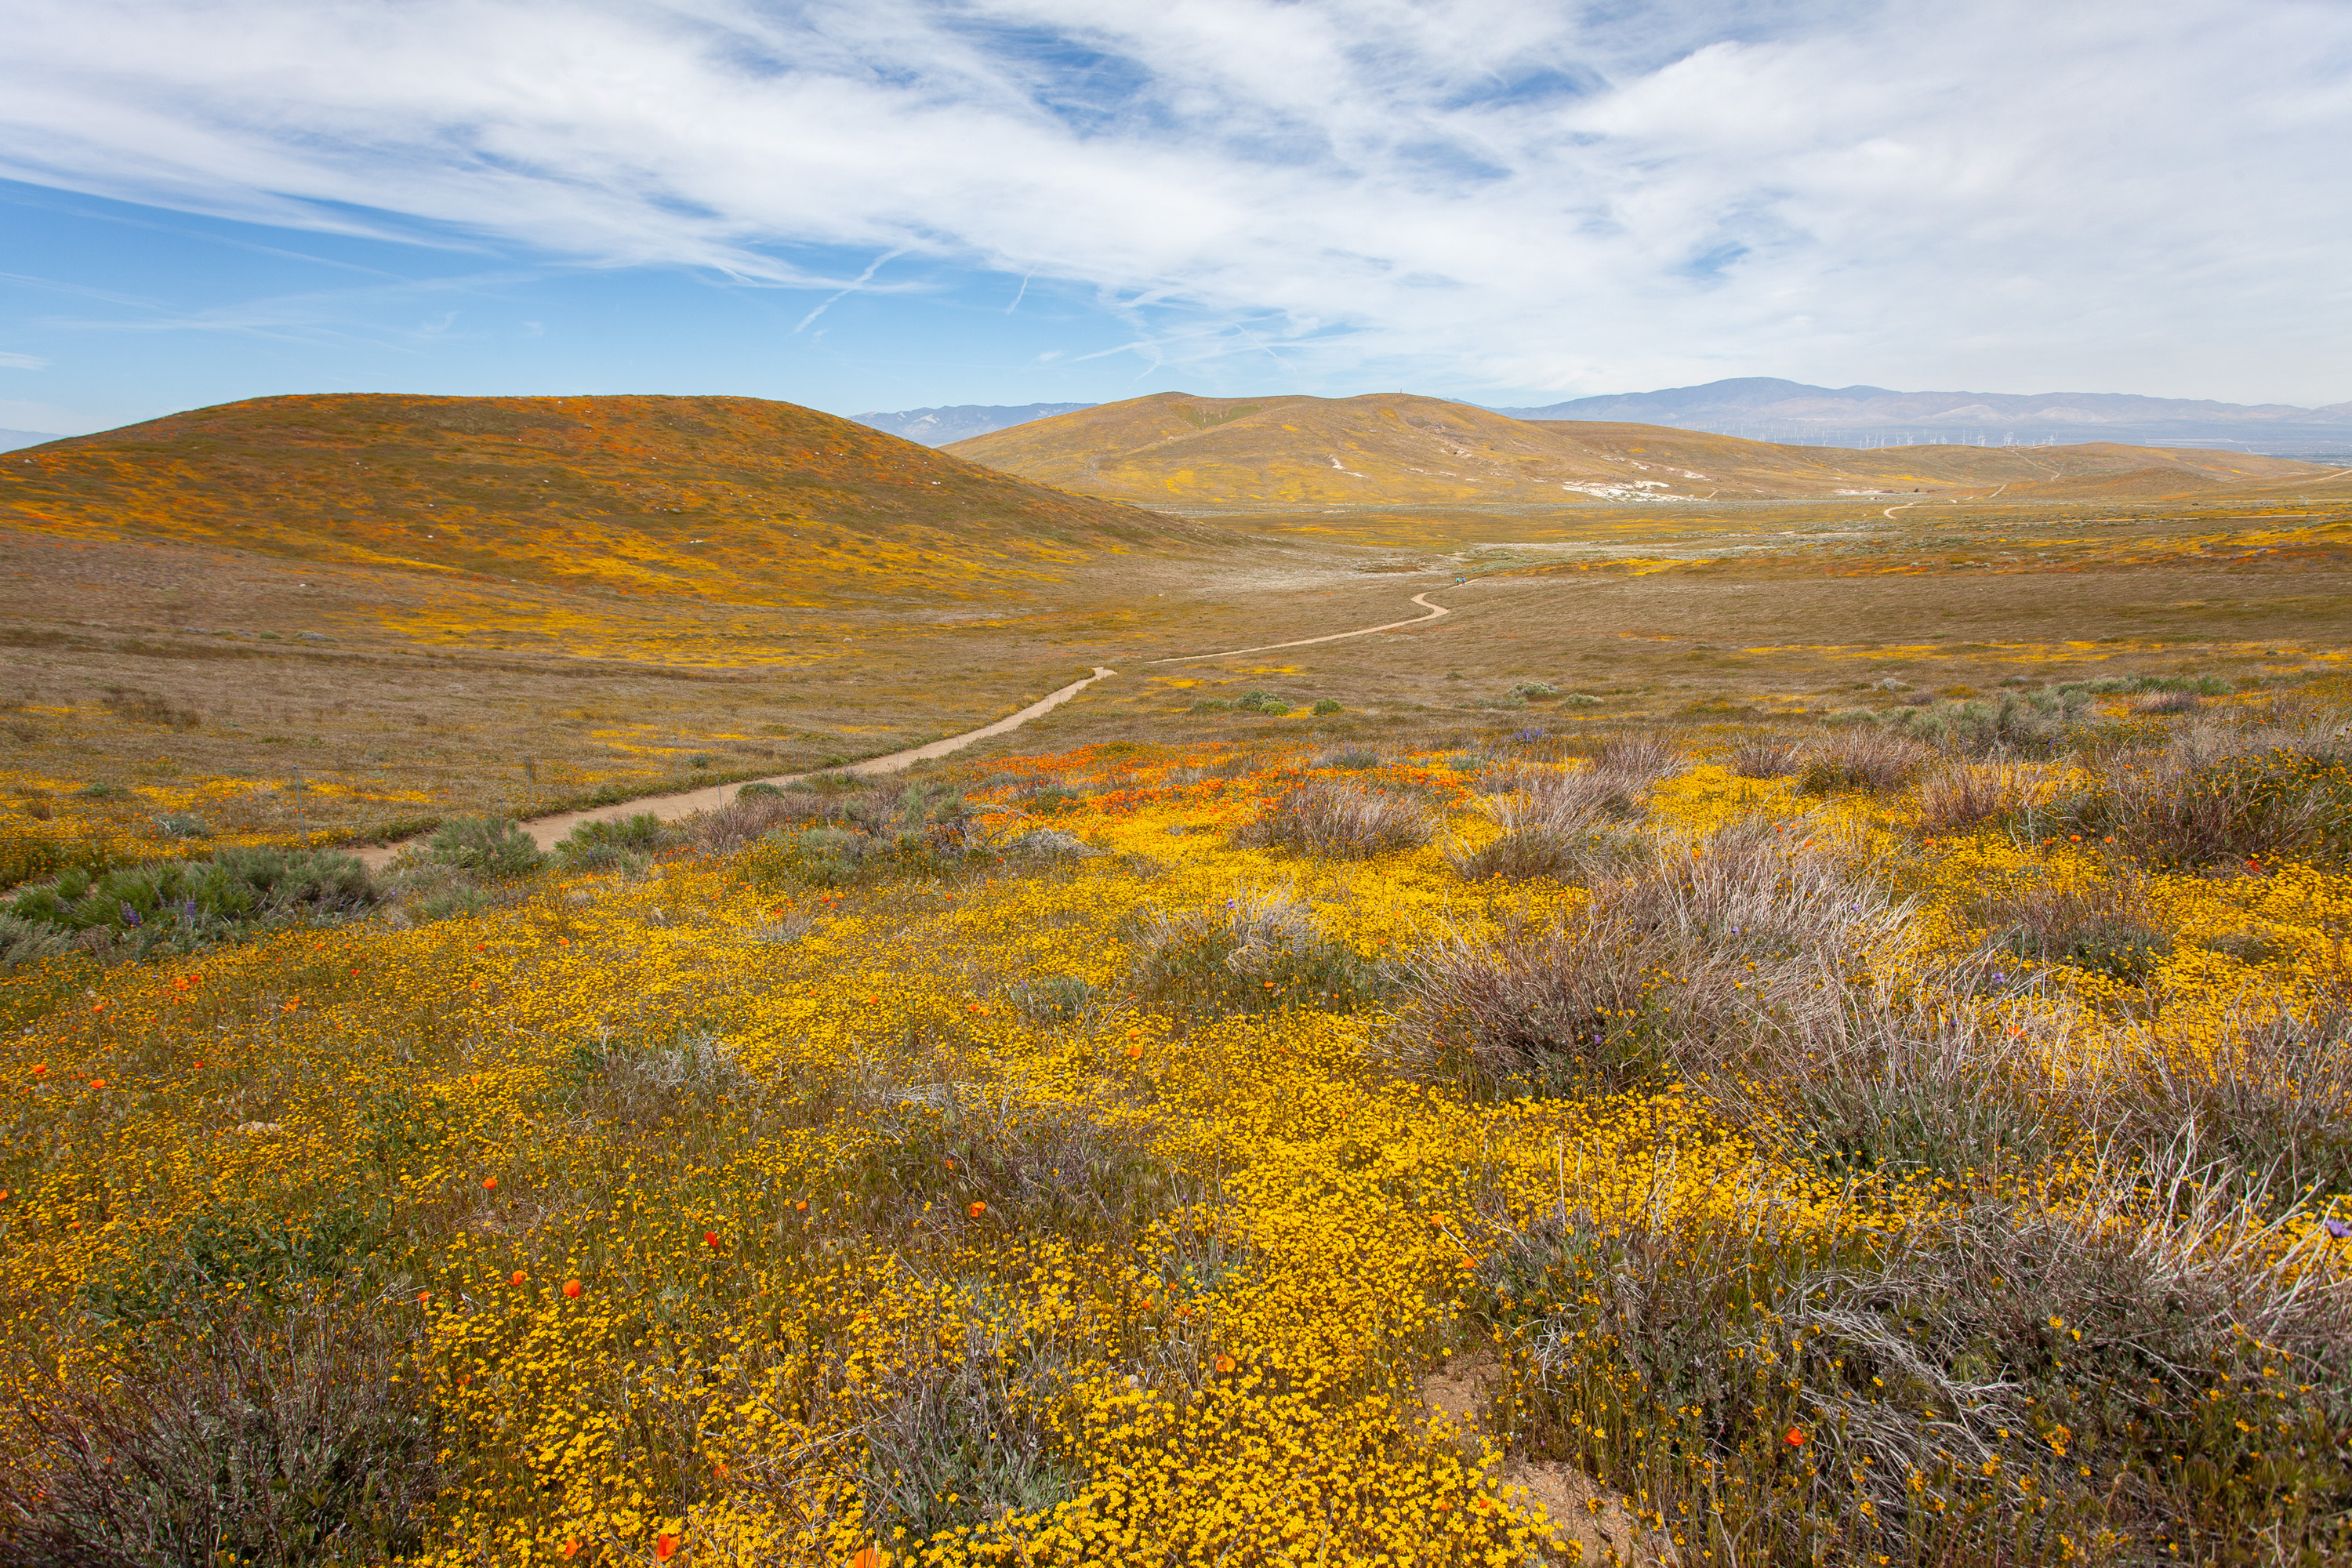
[1149,591,1453,664]
[354,666,1119,868]
[355,588,1461,868]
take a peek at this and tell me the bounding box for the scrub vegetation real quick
[4,691,2349,1566]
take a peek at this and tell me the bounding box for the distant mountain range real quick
[1491,378,2352,454]
[0,428,60,452]
[852,403,1096,445]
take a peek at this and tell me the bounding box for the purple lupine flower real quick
[2325,1218,2352,1240]
[120,902,143,927]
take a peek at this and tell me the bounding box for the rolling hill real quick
[945,392,2330,507]
[2,394,1206,606]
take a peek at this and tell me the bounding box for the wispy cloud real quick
[0,350,49,370]
[2,1,2347,400]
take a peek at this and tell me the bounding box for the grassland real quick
[0,394,1285,880]
[4,400,2352,1565]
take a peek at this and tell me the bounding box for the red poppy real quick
[704,1230,721,1250]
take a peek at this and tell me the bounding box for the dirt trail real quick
[354,666,1118,869]
[354,589,1461,869]
[1149,591,1452,664]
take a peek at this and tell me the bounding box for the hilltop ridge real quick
[946,391,2328,508]
[3,394,1207,607]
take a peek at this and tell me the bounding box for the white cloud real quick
[0,350,49,369]
[2,0,2347,401]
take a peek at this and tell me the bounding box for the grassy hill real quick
[3,394,1202,607]
[0,394,1255,859]
[947,392,2328,507]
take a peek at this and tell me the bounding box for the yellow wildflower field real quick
[2,727,2348,1565]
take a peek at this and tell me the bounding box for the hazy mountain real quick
[1493,378,2352,453]
[0,428,60,452]
[852,402,1097,446]
[945,391,2326,508]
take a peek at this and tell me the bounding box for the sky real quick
[2,0,2348,436]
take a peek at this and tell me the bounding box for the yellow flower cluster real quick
[2,738,2345,1564]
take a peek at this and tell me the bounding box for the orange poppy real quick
[655,1534,681,1561]
[968,1201,986,1218]
[483,1177,498,1192]
[563,1279,583,1299]
[850,1549,884,1568]
[1784,1427,1806,1447]
[1214,1353,1236,1375]
[510,1271,526,1287]
[704,1230,722,1250]
[560,1540,581,1561]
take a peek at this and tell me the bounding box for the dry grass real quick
[0,1298,436,1567]
[1231,780,1434,858]
[1401,819,1900,1094]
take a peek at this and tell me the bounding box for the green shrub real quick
[1131,889,1392,1017]
[737,784,978,889]
[1887,686,2092,756]
[1508,681,1559,699]
[425,817,543,878]
[154,811,212,839]
[1312,698,1343,715]
[0,847,379,963]
[554,812,674,870]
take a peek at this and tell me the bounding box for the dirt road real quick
[356,588,1459,869]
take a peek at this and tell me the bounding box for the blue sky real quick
[3,0,2349,436]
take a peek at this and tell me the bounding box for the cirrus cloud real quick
[2,0,2347,401]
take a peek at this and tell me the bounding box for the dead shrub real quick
[1479,1151,2352,1564]
[1726,735,1803,779]
[1398,821,1901,1094]
[2114,1001,2352,1200]
[0,1298,437,1566]
[1232,780,1432,858]
[1912,760,2050,835]
[848,1080,1174,1238]
[1720,973,2071,1181]
[2046,722,2352,868]
[1447,772,1646,884]
[1798,730,1931,794]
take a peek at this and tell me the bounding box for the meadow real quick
[3,682,2350,1565]
[5,397,2352,1564]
